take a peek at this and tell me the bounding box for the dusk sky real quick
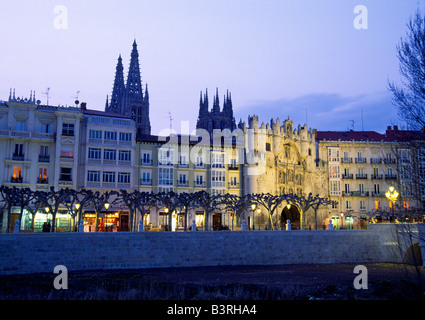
[0,0,423,135]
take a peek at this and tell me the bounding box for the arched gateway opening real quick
[281,205,301,230]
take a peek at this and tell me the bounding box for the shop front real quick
[83,211,126,232]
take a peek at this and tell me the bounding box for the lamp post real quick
[385,186,399,220]
[104,202,110,232]
[251,203,256,230]
[74,202,81,232]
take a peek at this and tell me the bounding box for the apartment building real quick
[0,91,83,231]
[317,127,424,229]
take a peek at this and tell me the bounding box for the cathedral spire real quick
[107,54,125,113]
[212,87,220,113]
[125,39,143,102]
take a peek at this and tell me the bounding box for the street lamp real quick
[251,203,256,230]
[104,202,110,232]
[385,186,399,218]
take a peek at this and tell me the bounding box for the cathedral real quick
[105,40,151,136]
[196,88,236,136]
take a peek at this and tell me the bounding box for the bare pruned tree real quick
[388,10,425,130]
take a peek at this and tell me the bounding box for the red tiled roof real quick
[317,126,425,142]
[316,130,385,142]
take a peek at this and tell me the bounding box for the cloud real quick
[235,91,399,133]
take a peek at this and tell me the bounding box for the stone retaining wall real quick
[0,225,405,275]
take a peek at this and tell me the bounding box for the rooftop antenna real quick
[43,87,51,105]
[168,112,173,130]
[350,120,355,131]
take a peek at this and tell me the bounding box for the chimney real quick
[80,102,87,110]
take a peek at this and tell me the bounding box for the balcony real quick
[141,159,153,166]
[194,181,205,188]
[351,191,369,197]
[371,192,382,197]
[371,174,383,180]
[355,158,367,164]
[342,174,354,179]
[10,177,23,183]
[228,182,240,189]
[341,158,353,164]
[37,178,48,184]
[140,179,152,186]
[383,158,396,164]
[370,158,382,164]
[356,174,368,179]
[12,153,25,161]
[385,174,397,180]
[38,155,50,163]
[228,165,239,170]
[178,162,189,168]
[177,181,189,187]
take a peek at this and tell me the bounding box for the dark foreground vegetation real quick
[0,263,424,300]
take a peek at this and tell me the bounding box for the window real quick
[360,200,366,211]
[118,172,130,184]
[60,168,72,181]
[158,167,173,185]
[89,130,102,139]
[211,171,225,187]
[39,146,49,162]
[16,121,26,131]
[196,156,204,167]
[330,181,340,196]
[344,183,350,195]
[389,201,395,210]
[104,131,117,141]
[60,151,73,158]
[179,155,188,166]
[87,170,100,182]
[62,123,74,136]
[40,146,49,156]
[230,176,237,186]
[38,168,47,183]
[345,200,351,210]
[12,166,22,181]
[403,201,409,210]
[14,144,24,157]
[142,172,151,184]
[178,174,187,185]
[374,184,380,195]
[142,153,151,165]
[119,132,132,142]
[212,152,225,168]
[88,148,101,159]
[375,201,381,210]
[195,175,203,185]
[103,171,115,183]
[104,149,116,160]
[118,150,131,162]
[329,165,340,178]
[328,148,339,162]
[158,149,174,166]
[41,123,50,134]
[359,184,364,194]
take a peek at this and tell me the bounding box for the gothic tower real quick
[196,88,236,136]
[105,40,151,136]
